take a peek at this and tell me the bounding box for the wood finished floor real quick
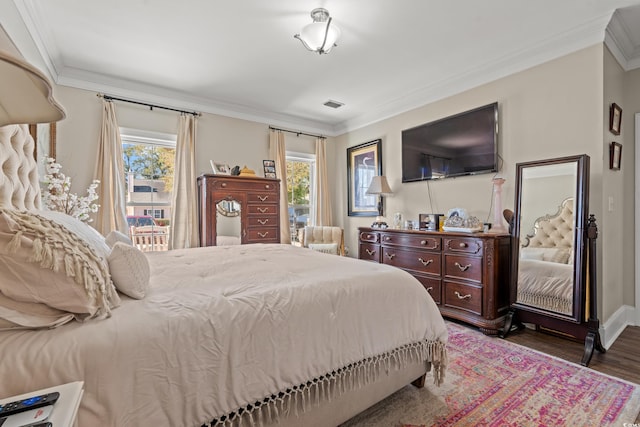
[500,323,640,422]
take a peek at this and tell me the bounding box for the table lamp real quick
[366,175,392,228]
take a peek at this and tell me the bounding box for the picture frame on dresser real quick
[347,139,382,217]
[210,160,231,175]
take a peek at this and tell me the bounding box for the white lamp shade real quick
[366,176,392,195]
[0,24,65,127]
[298,22,340,52]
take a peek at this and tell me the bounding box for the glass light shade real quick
[298,21,340,53]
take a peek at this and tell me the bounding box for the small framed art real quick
[609,103,622,135]
[263,159,276,178]
[210,160,231,175]
[609,142,622,170]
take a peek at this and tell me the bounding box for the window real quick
[121,128,176,251]
[286,153,315,243]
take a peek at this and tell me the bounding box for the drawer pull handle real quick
[258,231,269,238]
[265,184,270,189]
[459,242,467,248]
[365,249,376,256]
[425,286,433,292]
[454,291,471,300]
[385,236,391,241]
[258,195,269,202]
[385,253,396,260]
[221,182,227,187]
[257,219,269,225]
[257,207,268,213]
[421,240,427,245]
[455,262,472,271]
[418,258,433,266]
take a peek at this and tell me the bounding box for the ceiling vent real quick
[323,100,344,109]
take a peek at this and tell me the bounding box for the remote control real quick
[0,392,59,418]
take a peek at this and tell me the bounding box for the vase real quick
[491,178,507,233]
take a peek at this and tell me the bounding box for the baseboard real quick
[601,305,637,349]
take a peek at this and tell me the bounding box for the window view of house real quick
[286,155,315,243]
[122,130,176,251]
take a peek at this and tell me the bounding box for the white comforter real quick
[0,244,447,427]
[517,258,574,315]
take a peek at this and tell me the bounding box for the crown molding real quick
[604,9,640,71]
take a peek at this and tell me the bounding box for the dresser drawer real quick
[247,204,278,215]
[247,192,278,204]
[207,179,277,192]
[359,231,379,243]
[413,273,441,304]
[359,243,380,262]
[382,247,441,275]
[444,281,482,315]
[246,215,277,227]
[444,254,483,283]
[380,233,440,250]
[444,237,483,255]
[246,227,279,242]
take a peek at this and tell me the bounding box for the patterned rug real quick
[341,322,640,426]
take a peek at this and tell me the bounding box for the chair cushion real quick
[308,242,339,255]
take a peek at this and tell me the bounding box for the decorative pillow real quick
[0,209,120,328]
[108,242,150,299]
[520,247,570,264]
[519,248,544,261]
[106,230,133,248]
[308,242,339,255]
[550,248,571,264]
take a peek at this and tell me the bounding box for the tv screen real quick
[401,102,498,182]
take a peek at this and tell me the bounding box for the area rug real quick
[341,322,640,426]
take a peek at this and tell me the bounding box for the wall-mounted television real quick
[401,102,498,182]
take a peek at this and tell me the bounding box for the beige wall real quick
[52,85,319,197]
[331,44,628,321]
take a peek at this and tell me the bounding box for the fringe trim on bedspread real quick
[201,338,447,427]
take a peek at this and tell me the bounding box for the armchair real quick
[301,226,345,256]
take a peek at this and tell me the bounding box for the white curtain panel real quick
[170,114,199,249]
[94,100,127,236]
[314,137,333,226]
[269,129,291,243]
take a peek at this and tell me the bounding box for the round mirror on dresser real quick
[501,154,605,366]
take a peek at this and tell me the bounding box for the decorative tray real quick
[442,226,483,233]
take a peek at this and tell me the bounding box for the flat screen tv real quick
[401,102,498,182]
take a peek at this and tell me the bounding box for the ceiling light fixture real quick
[294,8,340,55]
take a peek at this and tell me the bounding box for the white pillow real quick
[519,248,544,261]
[106,230,133,248]
[520,247,570,264]
[36,209,110,259]
[108,242,150,299]
[308,242,339,255]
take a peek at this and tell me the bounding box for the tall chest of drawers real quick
[358,227,510,334]
[198,175,280,246]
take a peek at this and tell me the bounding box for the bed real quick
[517,198,574,315]
[0,124,448,426]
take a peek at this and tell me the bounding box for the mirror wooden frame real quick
[501,154,604,364]
[29,122,56,161]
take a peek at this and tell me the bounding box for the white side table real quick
[0,381,84,427]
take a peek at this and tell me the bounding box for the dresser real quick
[198,175,280,246]
[358,227,510,334]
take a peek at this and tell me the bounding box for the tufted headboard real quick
[522,197,574,249]
[0,124,41,210]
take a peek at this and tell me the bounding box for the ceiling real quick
[4,0,640,136]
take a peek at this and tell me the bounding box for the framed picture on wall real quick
[609,103,622,135]
[609,142,622,170]
[347,139,382,216]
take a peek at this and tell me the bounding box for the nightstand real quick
[0,381,84,427]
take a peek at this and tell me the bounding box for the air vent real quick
[323,100,344,109]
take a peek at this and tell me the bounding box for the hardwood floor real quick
[502,323,640,422]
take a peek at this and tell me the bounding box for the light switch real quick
[608,196,614,212]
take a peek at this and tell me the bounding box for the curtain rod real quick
[269,126,325,139]
[97,93,201,117]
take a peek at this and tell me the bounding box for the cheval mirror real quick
[501,154,604,366]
